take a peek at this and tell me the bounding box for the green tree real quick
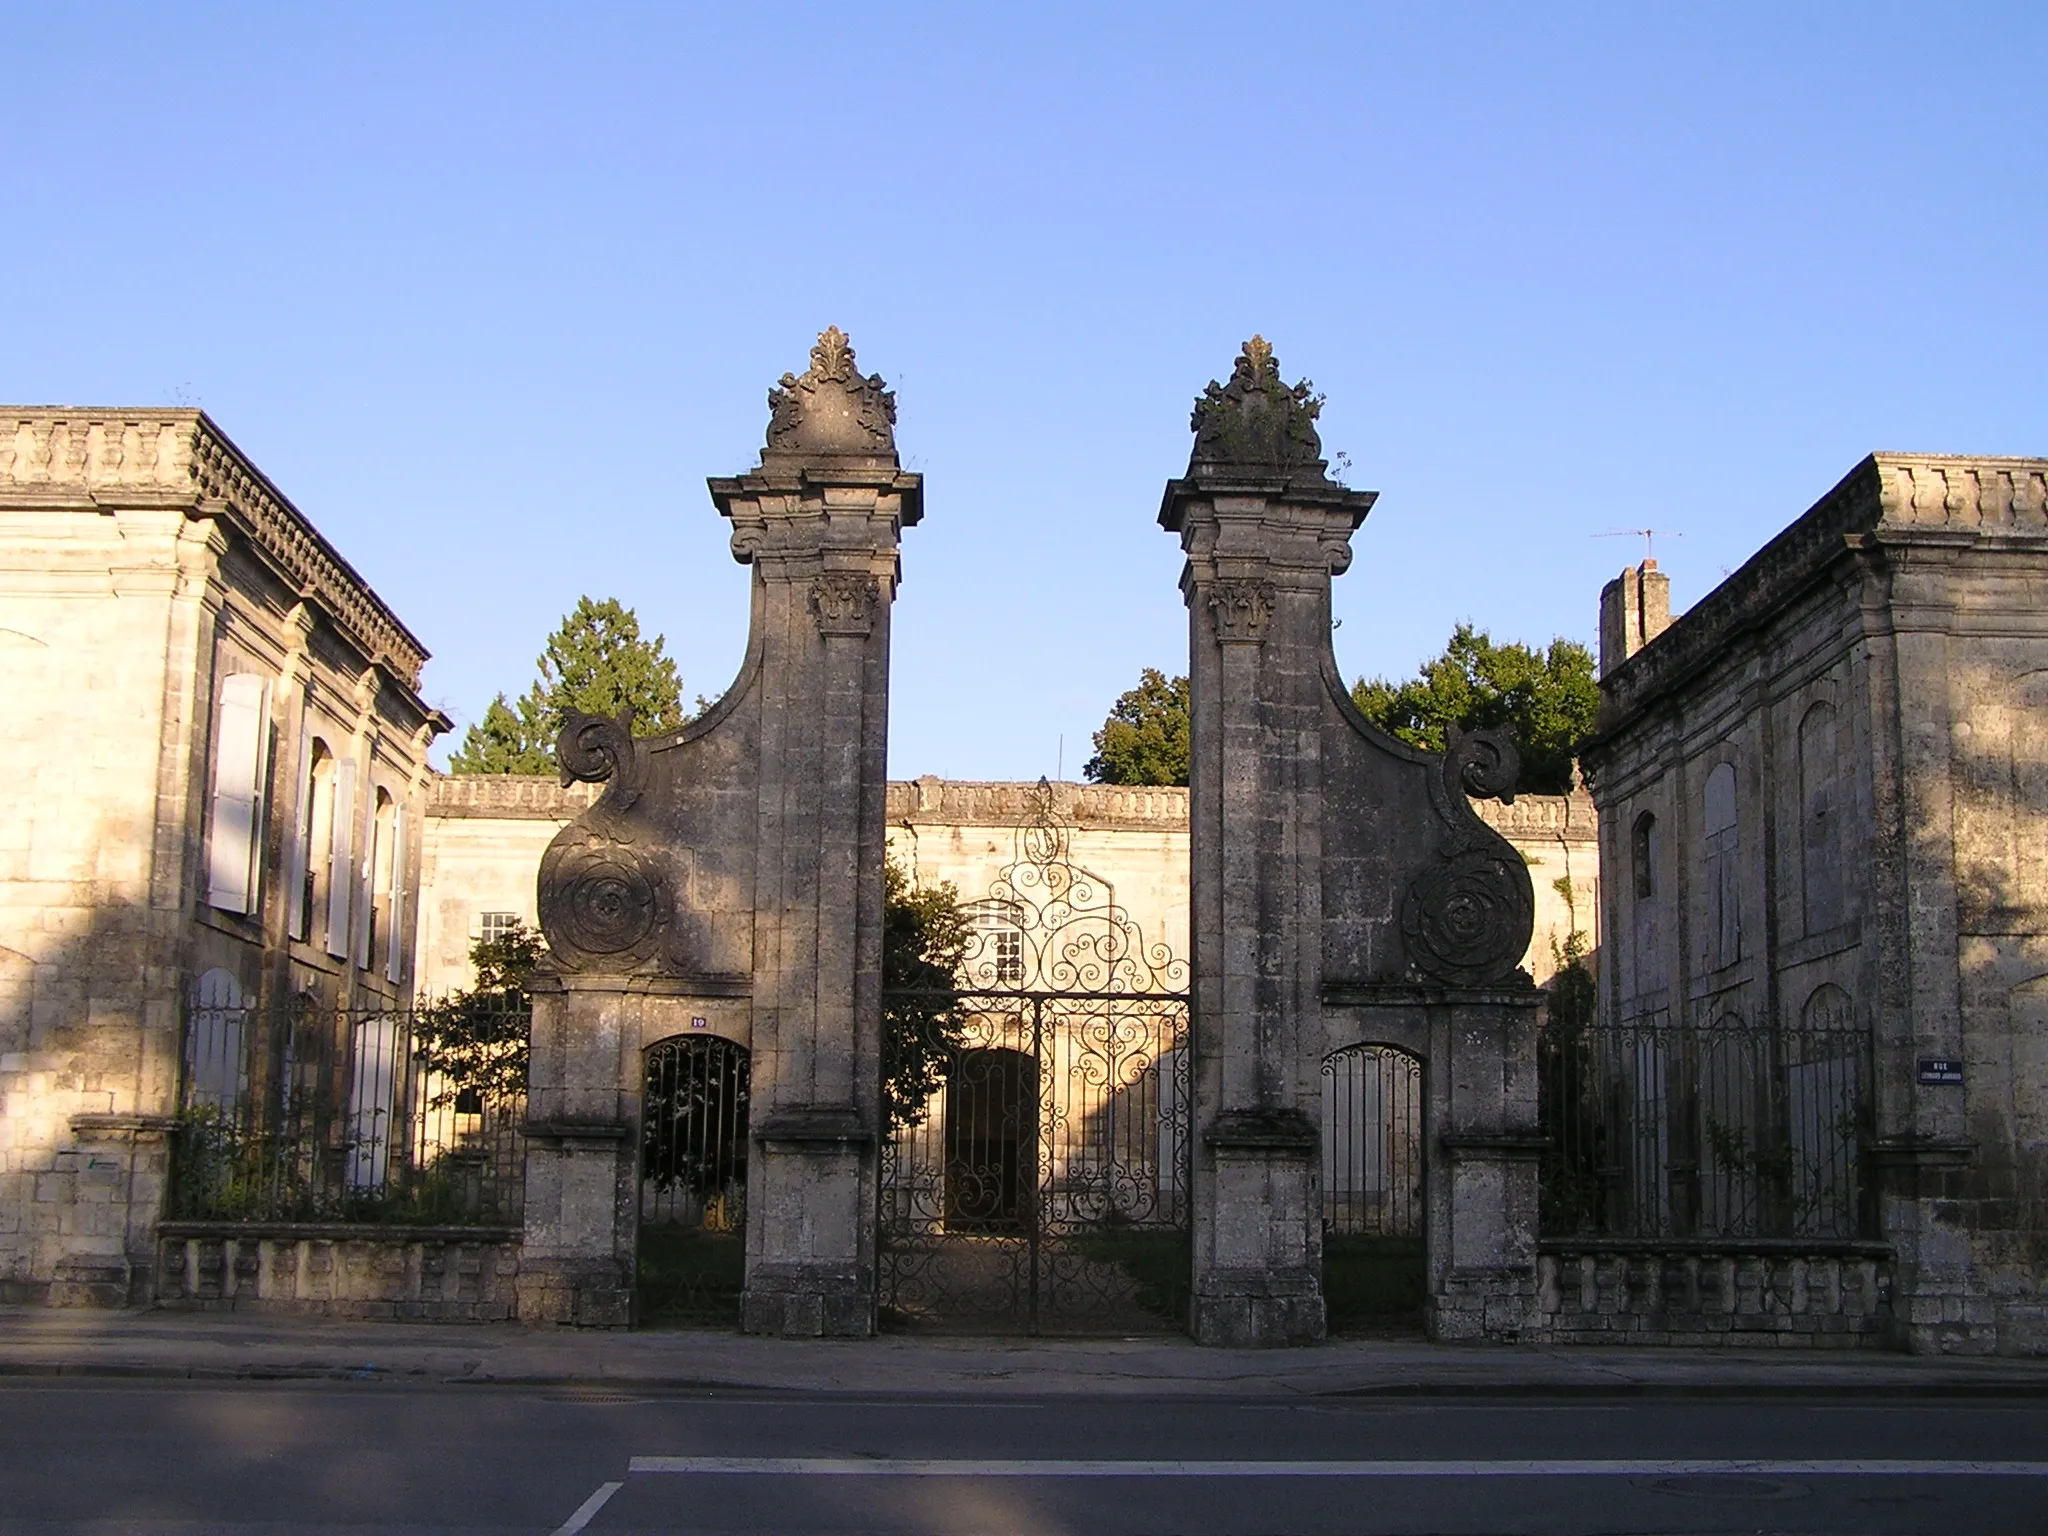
[448,597,687,774]
[411,921,541,1106]
[1350,625,1597,795]
[880,860,973,1132]
[1083,668,1191,787]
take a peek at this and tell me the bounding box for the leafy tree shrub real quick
[880,860,972,1131]
[1351,624,1597,795]
[1084,668,1190,787]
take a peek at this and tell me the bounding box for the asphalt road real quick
[0,1379,2042,1535]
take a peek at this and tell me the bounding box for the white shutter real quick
[354,787,377,970]
[206,675,269,914]
[285,703,312,940]
[384,803,407,985]
[325,758,356,958]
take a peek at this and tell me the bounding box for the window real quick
[1631,812,1657,900]
[205,674,270,915]
[972,909,1026,985]
[183,968,246,1112]
[295,740,334,946]
[360,788,394,971]
[325,755,358,961]
[479,911,523,945]
[1702,761,1741,969]
[1799,702,1843,934]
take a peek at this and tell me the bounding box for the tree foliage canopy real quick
[1350,625,1597,795]
[880,860,973,1132]
[1083,668,1190,787]
[448,597,687,775]
[411,921,541,1106]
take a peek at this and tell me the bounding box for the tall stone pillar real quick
[1163,339,1542,1346]
[711,333,916,1337]
[523,329,919,1332]
[1163,338,1376,1345]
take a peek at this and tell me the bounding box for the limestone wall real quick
[0,409,443,1305]
[1583,452,2048,1355]
[417,777,597,996]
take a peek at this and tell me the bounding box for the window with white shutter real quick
[325,758,356,959]
[206,674,270,915]
[384,803,408,984]
[285,706,313,940]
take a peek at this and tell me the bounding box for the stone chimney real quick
[1598,559,1671,677]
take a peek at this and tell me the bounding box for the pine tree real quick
[448,597,686,775]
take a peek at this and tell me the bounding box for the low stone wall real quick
[156,1224,521,1321]
[1535,1241,1893,1347]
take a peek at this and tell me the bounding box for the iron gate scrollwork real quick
[880,782,1192,1334]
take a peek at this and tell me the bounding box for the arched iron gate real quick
[639,1034,749,1323]
[1321,1042,1426,1329]
[880,785,1191,1334]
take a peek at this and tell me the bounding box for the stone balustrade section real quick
[1535,1243,1893,1346]
[156,1224,521,1321]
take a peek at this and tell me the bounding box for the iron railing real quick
[170,1001,526,1225]
[1539,1016,1873,1241]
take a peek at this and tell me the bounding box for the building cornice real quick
[1586,453,2048,752]
[0,408,430,690]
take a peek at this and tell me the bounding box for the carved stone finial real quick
[1189,336,1326,472]
[765,327,898,457]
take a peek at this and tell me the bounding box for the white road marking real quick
[628,1456,2048,1478]
[551,1479,624,1534]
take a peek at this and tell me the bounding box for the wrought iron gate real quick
[880,785,1191,1334]
[639,1034,749,1324]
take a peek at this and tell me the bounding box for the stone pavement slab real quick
[2,1308,2046,1398]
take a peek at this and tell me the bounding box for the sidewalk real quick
[3,1308,2046,1398]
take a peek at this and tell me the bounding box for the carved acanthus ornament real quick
[1189,336,1326,471]
[1207,579,1275,645]
[809,572,880,637]
[766,327,898,456]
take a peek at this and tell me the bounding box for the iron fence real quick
[171,1000,527,1225]
[1539,1015,1873,1241]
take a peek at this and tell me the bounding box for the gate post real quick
[1163,339,1543,1346]
[524,329,919,1333]
[1163,338,1376,1345]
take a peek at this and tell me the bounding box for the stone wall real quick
[1584,453,2048,1355]
[417,776,598,995]
[156,1223,520,1320]
[0,409,444,1306]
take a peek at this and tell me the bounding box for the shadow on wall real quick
[0,871,177,1305]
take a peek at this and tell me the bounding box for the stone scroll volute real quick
[536,709,671,973]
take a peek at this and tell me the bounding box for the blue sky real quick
[6,3,2042,778]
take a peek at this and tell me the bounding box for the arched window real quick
[183,968,246,1114]
[1789,982,1865,1237]
[362,788,395,972]
[1702,761,1740,969]
[297,741,334,945]
[1631,811,1658,899]
[1798,702,1843,934]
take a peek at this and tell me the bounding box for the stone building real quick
[1580,453,2048,1353]
[0,410,445,1305]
